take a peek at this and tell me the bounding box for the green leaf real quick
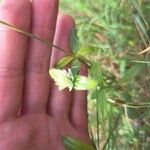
[90,62,105,85]
[74,75,97,90]
[69,28,81,76]
[97,89,107,122]
[55,55,75,69]
[77,47,93,56]
[120,64,145,84]
[70,28,79,51]
[62,136,95,150]
[49,69,74,91]
[71,59,80,76]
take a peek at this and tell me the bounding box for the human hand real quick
[0,0,91,149]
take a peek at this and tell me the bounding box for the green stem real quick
[107,98,150,109]
[95,87,100,149]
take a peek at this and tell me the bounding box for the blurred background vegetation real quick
[60,0,150,149]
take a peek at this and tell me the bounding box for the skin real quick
[0,0,91,150]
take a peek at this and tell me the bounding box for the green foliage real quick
[60,0,150,149]
[50,27,97,91]
[120,64,145,84]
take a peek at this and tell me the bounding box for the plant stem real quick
[107,98,150,109]
[0,20,67,53]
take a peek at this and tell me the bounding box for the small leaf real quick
[74,76,97,90]
[71,59,80,76]
[120,64,145,84]
[70,28,79,51]
[97,89,108,122]
[49,69,73,91]
[55,55,75,69]
[62,136,95,150]
[90,62,105,85]
[77,47,93,56]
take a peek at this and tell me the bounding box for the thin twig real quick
[138,46,150,55]
[0,20,67,53]
[124,106,134,133]
[89,124,97,150]
[107,98,150,109]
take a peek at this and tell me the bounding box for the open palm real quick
[0,0,91,149]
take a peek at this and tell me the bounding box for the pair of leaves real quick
[49,69,97,91]
[55,48,92,69]
[56,27,92,70]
